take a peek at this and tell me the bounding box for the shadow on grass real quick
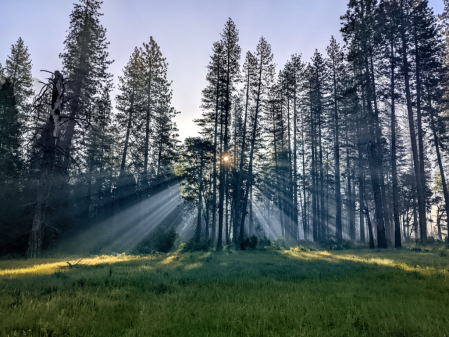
[1,248,449,336]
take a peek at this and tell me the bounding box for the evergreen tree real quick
[197,40,226,246]
[179,137,214,242]
[116,47,143,180]
[327,36,344,243]
[59,0,113,173]
[0,63,5,85]
[218,19,241,248]
[238,37,275,243]
[139,36,169,191]
[0,78,22,179]
[5,37,34,113]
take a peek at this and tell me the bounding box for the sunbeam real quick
[60,184,181,254]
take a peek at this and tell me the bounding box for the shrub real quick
[272,237,288,250]
[239,235,260,250]
[259,237,271,247]
[133,228,179,254]
[249,235,258,249]
[183,238,209,252]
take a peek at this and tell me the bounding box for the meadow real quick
[1,244,449,337]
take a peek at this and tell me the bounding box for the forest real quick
[2,0,449,335]
[1,0,448,257]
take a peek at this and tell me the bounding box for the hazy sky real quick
[0,0,445,140]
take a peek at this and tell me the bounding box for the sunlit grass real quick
[1,245,449,336]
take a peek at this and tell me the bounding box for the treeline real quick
[178,0,449,249]
[0,0,180,257]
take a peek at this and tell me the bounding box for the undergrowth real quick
[1,245,449,336]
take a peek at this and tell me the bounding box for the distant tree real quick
[139,36,169,192]
[239,37,275,243]
[179,137,214,242]
[5,37,34,113]
[327,36,344,244]
[341,0,388,248]
[0,78,22,179]
[0,63,5,85]
[116,47,142,180]
[197,40,226,246]
[218,19,241,248]
[59,0,113,173]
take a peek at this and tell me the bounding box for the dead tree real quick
[27,71,64,259]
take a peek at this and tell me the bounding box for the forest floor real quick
[1,243,449,336]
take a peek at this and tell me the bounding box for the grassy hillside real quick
[1,245,449,336]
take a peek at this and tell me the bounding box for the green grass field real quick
[1,245,449,336]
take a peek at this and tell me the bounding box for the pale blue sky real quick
[0,0,445,140]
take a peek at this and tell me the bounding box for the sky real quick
[0,0,445,141]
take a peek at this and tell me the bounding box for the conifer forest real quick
[2,0,449,336]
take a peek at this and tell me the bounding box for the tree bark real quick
[28,71,64,258]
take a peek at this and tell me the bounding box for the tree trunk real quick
[239,52,264,243]
[144,74,152,194]
[332,60,342,244]
[428,97,449,240]
[211,60,221,247]
[390,37,401,248]
[400,0,427,245]
[196,148,204,242]
[234,70,250,243]
[28,71,64,258]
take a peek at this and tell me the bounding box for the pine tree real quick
[0,78,22,179]
[197,40,226,246]
[341,0,388,248]
[239,37,275,243]
[180,137,214,242]
[139,36,168,192]
[116,47,142,180]
[327,36,344,244]
[59,0,113,173]
[0,63,5,85]
[5,37,34,113]
[218,19,241,248]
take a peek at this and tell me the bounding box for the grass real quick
[1,245,449,336]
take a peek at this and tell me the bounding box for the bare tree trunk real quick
[211,61,220,247]
[429,100,449,240]
[119,87,135,177]
[390,37,401,248]
[357,100,365,243]
[413,17,427,244]
[196,148,204,242]
[400,0,427,245]
[239,52,264,243]
[364,203,375,249]
[143,74,152,194]
[293,76,299,241]
[331,56,342,244]
[301,108,307,240]
[234,69,250,244]
[28,71,64,258]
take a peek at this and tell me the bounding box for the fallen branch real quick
[67,258,83,269]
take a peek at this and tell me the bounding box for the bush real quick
[259,237,271,247]
[249,235,258,249]
[239,235,259,251]
[272,237,288,250]
[183,238,209,252]
[133,228,179,254]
